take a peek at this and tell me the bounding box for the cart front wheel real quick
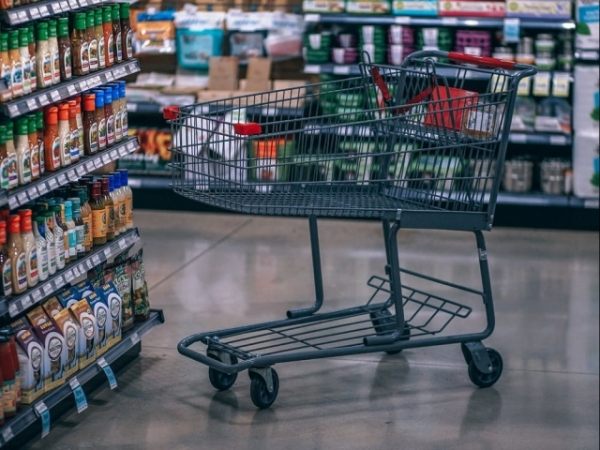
[208,354,238,391]
[468,348,503,388]
[250,369,279,409]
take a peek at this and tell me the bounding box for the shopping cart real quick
[165,51,536,408]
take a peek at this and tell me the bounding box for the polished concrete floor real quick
[27,211,599,450]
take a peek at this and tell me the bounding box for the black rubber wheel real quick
[208,354,238,391]
[369,309,411,355]
[468,348,503,388]
[249,369,279,409]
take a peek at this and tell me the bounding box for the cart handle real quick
[447,52,529,71]
[163,106,180,120]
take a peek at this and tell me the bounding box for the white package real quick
[573,130,600,198]
[573,65,600,132]
[576,0,599,50]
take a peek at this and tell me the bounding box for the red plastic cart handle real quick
[163,106,180,120]
[234,123,263,135]
[447,52,517,70]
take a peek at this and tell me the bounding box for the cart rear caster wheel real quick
[208,354,238,391]
[249,369,279,409]
[370,309,411,355]
[468,348,503,388]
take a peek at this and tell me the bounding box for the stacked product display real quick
[0,2,164,447]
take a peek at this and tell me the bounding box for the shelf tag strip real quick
[69,377,88,413]
[97,357,118,389]
[34,401,51,438]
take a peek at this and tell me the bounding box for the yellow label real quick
[3,381,16,416]
[126,197,133,225]
[83,215,92,248]
[106,204,115,233]
[92,209,107,238]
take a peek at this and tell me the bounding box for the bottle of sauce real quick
[42,212,57,275]
[44,106,61,172]
[83,93,98,155]
[52,204,68,266]
[120,3,133,60]
[27,114,40,181]
[69,197,85,259]
[57,17,72,82]
[119,81,128,137]
[109,83,122,142]
[94,90,107,151]
[103,6,114,68]
[15,118,32,186]
[0,125,8,190]
[7,215,27,294]
[77,188,92,253]
[103,86,115,147]
[74,97,84,159]
[108,174,121,237]
[4,124,18,190]
[119,169,133,229]
[0,328,20,411]
[101,178,115,241]
[27,25,36,93]
[87,11,98,73]
[0,33,13,102]
[58,103,71,168]
[37,111,45,176]
[112,4,123,64]
[48,20,60,85]
[71,13,89,76]
[95,9,106,70]
[90,182,106,246]
[18,209,38,288]
[32,215,49,282]
[0,334,16,419]
[64,200,77,261]
[19,28,31,95]
[35,22,52,89]
[8,31,23,99]
[0,221,12,298]
[111,172,125,234]
[68,101,80,163]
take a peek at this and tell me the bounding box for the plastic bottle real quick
[48,207,65,269]
[101,178,115,241]
[120,3,133,60]
[0,221,12,297]
[18,209,38,288]
[0,125,8,190]
[90,182,106,246]
[83,93,98,155]
[74,97,84,159]
[103,6,114,67]
[119,169,133,229]
[7,215,27,294]
[58,103,71,168]
[77,188,92,253]
[70,197,85,259]
[103,86,115,147]
[27,115,40,181]
[111,172,125,234]
[18,29,31,95]
[57,17,72,81]
[110,83,122,142]
[15,118,32,186]
[44,106,61,171]
[64,200,77,261]
[8,30,23,98]
[41,212,56,276]
[35,22,52,89]
[68,101,80,163]
[0,334,16,419]
[87,11,98,73]
[0,328,21,411]
[0,33,13,102]
[119,82,128,136]
[71,13,89,76]
[37,111,45,176]
[4,124,18,190]
[55,203,70,265]
[95,9,106,70]
[94,90,107,151]
[112,5,123,63]
[27,26,36,93]
[33,215,49,282]
[48,19,60,85]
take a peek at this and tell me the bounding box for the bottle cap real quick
[119,169,128,186]
[83,94,96,112]
[94,90,104,108]
[27,115,36,134]
[119,81,126,98]
[0,125,6,145]
[111,172,121,189]
[64,201,73,221]
[48,19,58,38]
[106,175,114,192]
[0,34,8,52]
[112,4,121,20]
[101,178,110,195]
[120,3,130,18]
[5,122,13,140]
[18,210,33,232]
[74,13,86,30]
[16,118,28,135]
[95,9,103,25]
[69,101,77,119]
[58,17,69,37]
[86,11,95,28]
[36,110,44,129]
[8,31,19,50]
[102,87,112,104]
[103,6,112,23]
[46,106,59,125]
[7,215,21,234]
[111,85,120,101]
[19,28,28,46]
[0,221,6,245]
[58,104,69,121]
[92,182,101,199]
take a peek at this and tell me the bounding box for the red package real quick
[424,87,479,131]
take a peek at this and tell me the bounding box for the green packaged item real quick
[131,249,150,321]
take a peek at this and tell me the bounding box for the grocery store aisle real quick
[26,211,599,450]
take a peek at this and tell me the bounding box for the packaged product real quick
[135,11,176,55]
[576,0,599,49]
[113,263,134,331]
[131,250,150,321]
[85,292,111,355]
[42,296,64,317]
[10,318,31,334]
[26,306,51,328]
[573,65,599,131]
[226,11,269,62]
[33,318,67,392]
[302,0,345,13]
[505,0,572,19]
[437,0,505,17]
[392,0,438,15]
[97,282,123,348]
[87,260,107,289]
[57,287,80,308]
[53,309,79,378]
[14,328,45,404]
[174,9,225,69]
[69,299,98,369]
[573,131,600,198]
[346,0,391,14]
[71,279,95,300]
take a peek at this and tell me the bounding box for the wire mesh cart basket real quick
[165,51,537,408]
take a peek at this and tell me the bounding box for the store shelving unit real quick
[0,2,164,446]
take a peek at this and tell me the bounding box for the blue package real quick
[57,288,79,309]
[71,280,95,302]
[176,29,224,69]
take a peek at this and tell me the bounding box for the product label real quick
[64,48,72,79]
[107,205,115,232]
[119,201,126,230]
[39,140,46,174]
[52,50,60,81]
[107,35,115,64]
[0,158,10,189]
[107,114,115,145]
[68,229,76,257]
[20,152,31,184]
[23,55,31,93]
[127,198,133,224]
[81,42,90,73]
[36,237,49,280]
[2,381,16,416]
[122,111,128,135]
[42,53,53,85]
[83,215,92,248]
[99,118,107,148]
[63,230,70,259]
[1,260,12,296]
[89,123,99,153]
[26,246,38,281]
[1,63,12,100]
[92,208,107,238]
[54,226,66,269]
[11,60,23,96]
[30,56,37,88]
[75,224,84,253]
[31,144,40,179]
[114,110,122,141]
[89,39,98,71]
[51,136,61,168]
[126,30,133,58]
[61,132,72,166]
[78,126,84,157]
[116,32,123,61]
[70,130,80,161]
[46,230,56,275]
[7,155,18,188]
[16,252,27,290]
[98,37,106,68]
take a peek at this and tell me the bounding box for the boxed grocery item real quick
[57,287,80,308]
[85,292,112,356]
[244,57,272,92]
[346,0,391,14]
[208,57,240,91]
[535,98,572,134]
[438,0,505,17]
[15,328,45,404]
[573,131,600,198]
[69,299,98,370]
[33,319,68,393]
[53,309,80,378]
[573,65,600,131]
[506,0,572,19]
[175,10,225,69]
[71,280,95,301]
[26,306,51,328]
[97,282,123,348]
[393,0,438,15]
[131,250,150,321]
[576,0,599,50]
[109,263,134,332]
[42,296,64,317]
[302,0,345,12]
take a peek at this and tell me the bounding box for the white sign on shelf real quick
[304,13,320,22]
[39,95,50,106]
[8,196,18,210]
[97,357,118,389]
[92,254,101,266]
[69,377,88,413]
[104,247,113,259]
[65,270,74,282]
[1,425,14,443]
[549,135,567,146]
[50,90,61,102]
[60,1,69,10]
[32,290,42,301]
[68,0,78,9]
[333,65,351,75]
[394,16,411,24]
[34,401,51,438]
[42,283,54,296]
[67,169,76,180]
[57,174,68,184]
[17,192,29,204]
[21,295,33,309]
[533,72,551,97]
[130,332,140,345]
[304,65,321,74]
[552,72,570,98]
[30,8,41,19]
[76,165,87,177]
[50,2,63,13]
[39,5,50,16]
[67,85,77,96]
[26,98,38,111]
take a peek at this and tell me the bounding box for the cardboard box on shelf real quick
[392,0,438,16]
[346,0,392,14]
[303,0,345,13]
[438,0,505,16]
[244,57,273,92]
[506,0,572,19]
[33,318,68,393]
[15,328,45,404]
[240,79,273,92]
[208,57,240,91]
[576,0,600,50]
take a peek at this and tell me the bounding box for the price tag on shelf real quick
[549,135,568,146]
[72,264,80,277]
[97,358,118,389]
[77,80,88,91]
[37,183,49,196]
[69,377,88,413]
[76,165,87,176]
[8,196,18,210]
[50,90,61,102]
[30,8,41,19]
[105,71,114,82]
[394,16,411,24]
[67,85,77,96]
[39,94,50,106]
[126,140,137,151]
[130,332,140,345]
[441,17,458,25]
[503,18,520,43]
[67,169,76,180]
[552,72,570,98]
[91,0,101,3]
[85,161,96,173]
[68,0,78,9]
[517,77,531,96]
[49,2,62,13]
[1,425,14,444]
[333,65,351,75]
[26,98,38,111]
[533,72,551,97]
[60,1,69,11]
[21,295,33,309]
[17,11,27,21]
[78,0,89,7]
[17,191,29,205]
[8,303,18,317]
[118,238,127,249]
[55,275,65,288]
[34,401,51,438]
[101,154,111,166]
[32,289,42,301]
[104,247,112,259]
[65,270,74,283]
[83,259,93,271]
[304,13,320,22]
[42,283,54,296]
[7,12,18,23]
[92,254,101,266]
[57,173,68,185]
[304,65,321,74]
[39,5,50,16]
